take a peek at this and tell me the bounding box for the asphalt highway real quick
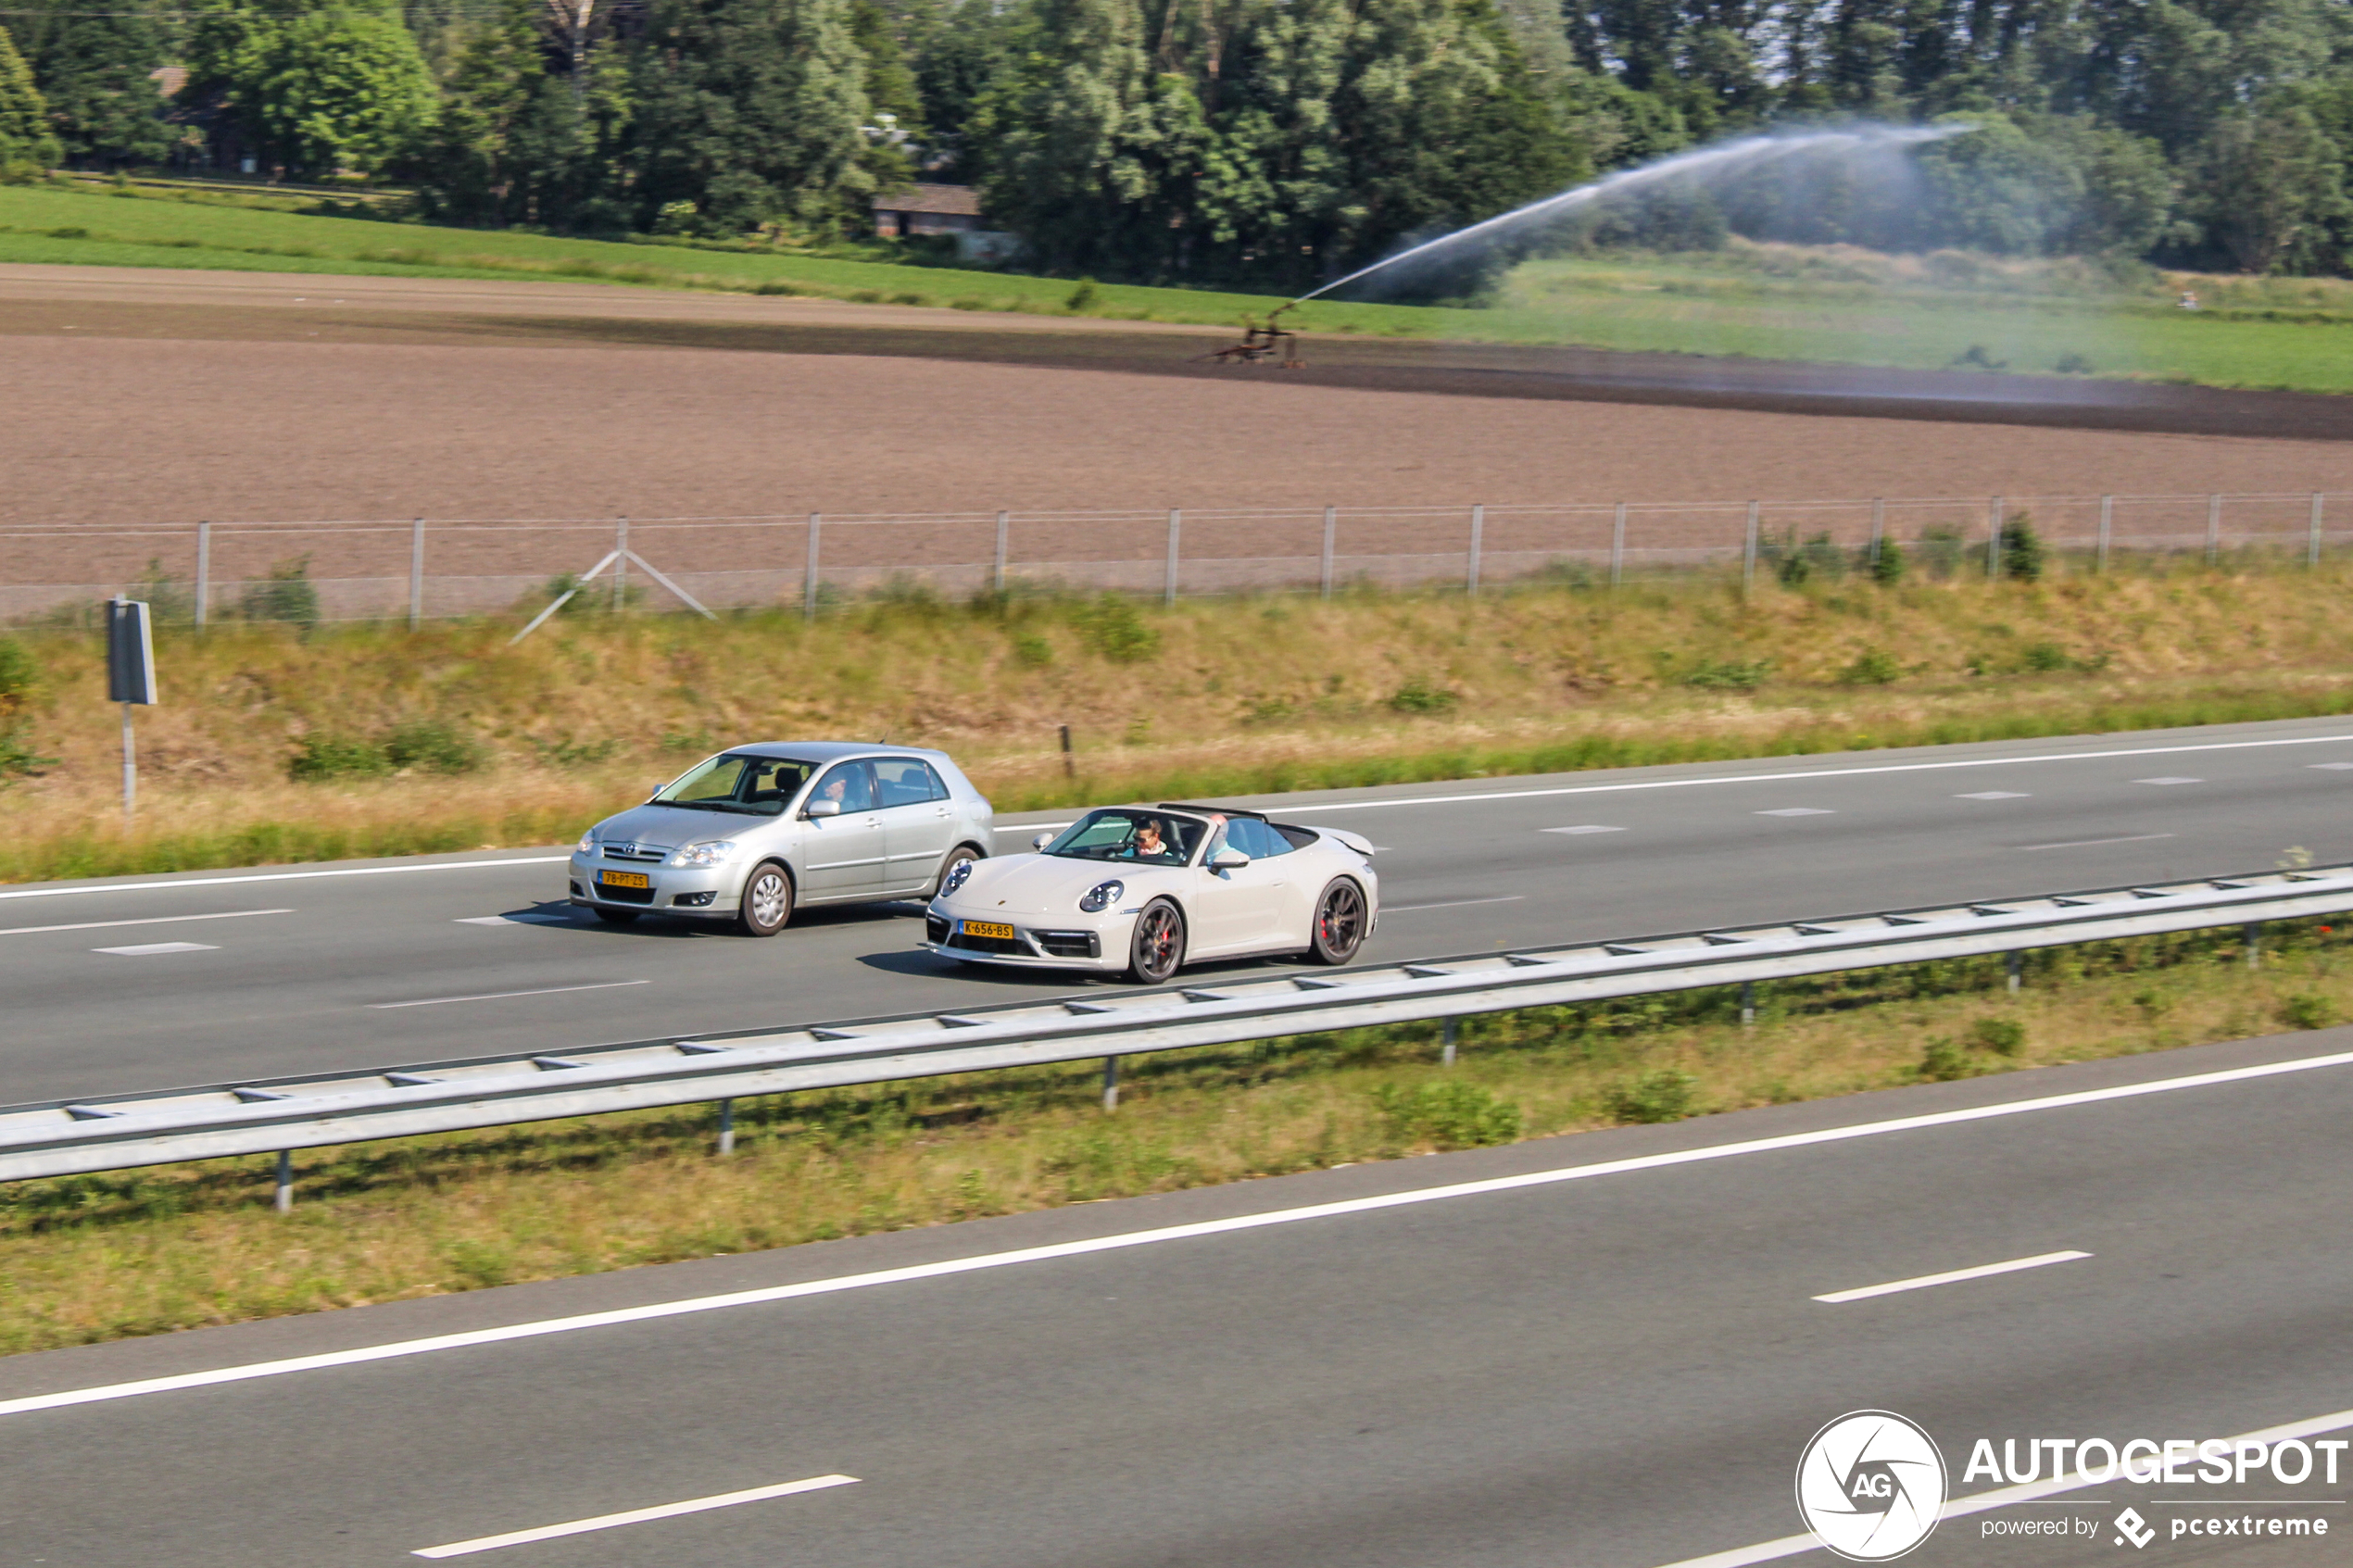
[5,713,2353,1106]
[6,1026,2352,1566]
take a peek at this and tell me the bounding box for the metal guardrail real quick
[5,865,2347,1190]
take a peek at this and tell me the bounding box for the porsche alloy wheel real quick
[1307,879,1366,965]
[1127,899,1187,984]
[737,862,794,936]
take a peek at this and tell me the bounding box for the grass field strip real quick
[4,1043,2351,1421]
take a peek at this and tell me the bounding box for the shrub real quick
[2057,351,2095,374]
[1969,1018,2025,1056]
[289,733,388,781]
[1603,1069,1698,1123]
[1919,1038,1979,1081]
[1064,276,1101,312]
[2020,641,2073,671]
[1839,647,1903,685]
[1374,1080,1522,1148]
[1011,633,1053,667]
[241,555,321,628]
[0,721,54,785]
[0,635,36,712]
[1075,596,1158,663]
[752,281,799,296]
[1388,678,1460,715]
[1684,658,1772,690]
[1999,518,2045,581]
[2280,993,2336,1031]
[1869,538,1906,585]
[1916,526,1966,579]
[384,720,485,774]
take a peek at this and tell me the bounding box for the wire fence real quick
[4,490,2347,627]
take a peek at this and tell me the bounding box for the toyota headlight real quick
[1079,879,1124,913]
[574,830,597,855]
[668,840,738,869]
[943,859,976,895]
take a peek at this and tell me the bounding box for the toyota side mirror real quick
[804,798,842,819]
[1032,832,1055,850]
[1209,848,1250,871]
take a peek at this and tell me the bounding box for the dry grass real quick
[1,559,2348,880]
[3,921,2342,1355]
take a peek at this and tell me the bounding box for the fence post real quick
[2206,494,2221,566]
[1102,1054,1120,1111]
[1868,498,1883,570]
[2097,495,2113,574]
[1610,501,1627,587]
[1987,495,2003,578]
[993,509,1009,595]
[1466,504,1484,595]
[1164,509,1180,606]
[613,516,629,610]
[716,1098,736,1156]
[1743,501,1759,592]
[803,512,821,619]
[1319,505,1337,600]
[273,1149,293,1214]
[2310,494,2326,568]
[194,521,210,630]
[409,517,425,631]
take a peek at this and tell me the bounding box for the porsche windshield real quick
[653,754,815,815]
[1042,809,1203,864]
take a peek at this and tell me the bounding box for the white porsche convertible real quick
[923,804,1378,983]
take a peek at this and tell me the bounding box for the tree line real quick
[1,0,2349,286]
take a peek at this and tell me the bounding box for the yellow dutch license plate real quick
[961,920,1015,941]
[599,871,651,890]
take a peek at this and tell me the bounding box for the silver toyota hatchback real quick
[567,742,994,935]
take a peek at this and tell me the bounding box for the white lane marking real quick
[1756,808,1834,817]
[455,914,573,926]
[1957,791,2031,800]
[2134,776,2203,786]
[94,942,218,956]
[1646,1404,2353,1568]
[1269,733,2353,815]
[2311,762,2353,771]
[367,980,648,1010]
[1813,1249,2092,1303]
[0,909,291,937]
[412,1474,861,1559]
[1542,825,1624,835]
[1383,897,1528,912]
[2015,833,2176,851]
[0,856,566,904]
[9,1044,2353,1422]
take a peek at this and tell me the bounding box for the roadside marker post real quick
[106,597,157,825]
[194,521,210,630]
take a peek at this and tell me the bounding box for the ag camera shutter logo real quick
[1795,1411,1948,1561]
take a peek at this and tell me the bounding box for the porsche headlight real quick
[668,840,738,869]
[574,830,598,855]
[943,859,976,895]
[1079,879,1124,913]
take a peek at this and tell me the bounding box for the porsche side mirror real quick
[1032,832,1055,850]
[1209,848,1250,872]
[804,798,842,819]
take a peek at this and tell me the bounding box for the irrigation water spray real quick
[1292,123,1968,306]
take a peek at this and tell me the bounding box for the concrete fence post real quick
[2206,494,2222,566]
[1610,501,1628,587]
[1868,498,1884,570]
[2097,495,2113,574]
[1466,505,1484,595]
[1743,501,1760,592]
[612,517,629,611]
[804,513,822,619]
[1319,505,1337,600]
[194,521,210,630]
[993,510,1009,595]
[1164,509,1180,606]
[2310,494,2326,568]
[1987,495,2004,578]
[409,518,425,631]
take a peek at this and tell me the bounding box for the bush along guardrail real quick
[5,864,2349,1209]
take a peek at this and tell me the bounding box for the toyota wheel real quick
[737,862,795,936]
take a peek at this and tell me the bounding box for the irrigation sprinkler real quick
[1202,301,1305,368]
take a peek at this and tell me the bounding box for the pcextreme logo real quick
[1795,1411,1949,1562]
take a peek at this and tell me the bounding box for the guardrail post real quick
[804,513,821,619]
[409,518,425,630]
[1740,982,1756,1027]
[716,1098,736,1156]
[1868,498,1883,570]
[1988,495,2004,578]
[2206,494,2222,566]
[993,510,1009,595]
[1320,506,1337,599]
[2244,922,2261,969]
[273,1149,293,1213]
[1164,510,1180,606]
[1441,1017,1457,1067]
[2007,950,2023,993]
[1466,505,1484,596]
[1101,1055,1119,1111]
[612,517,629,611]
[2096,495,2113,574]
[2310,495,2325,568]
[1743,502,1759,592]
[1610,502,1627,587]
[195,520,211,630]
